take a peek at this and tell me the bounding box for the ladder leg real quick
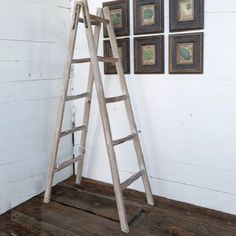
[103,7,154,206]
[76,8,102,185]
[44,4,81,203]
[81,1,129,233]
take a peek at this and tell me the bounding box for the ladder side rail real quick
[44,3,81,203]
[103,6,154,206]
[76,7,103,184]
[81,1,129,233]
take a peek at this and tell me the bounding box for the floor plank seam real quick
[51,198,121,224]
[64,184,153,211]
[2,176,236,236]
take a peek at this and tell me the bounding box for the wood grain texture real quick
[0,0,72,214]
[1,176,236,236]
[51,185,142,223]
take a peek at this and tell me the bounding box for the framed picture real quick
[133,0,164,35]
[134,35,164,74]
[169,0,204,32]
[104,38,130,74]
[103,0,130,38]
[169,32,203,73]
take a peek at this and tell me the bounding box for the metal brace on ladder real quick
[43,0,154,233]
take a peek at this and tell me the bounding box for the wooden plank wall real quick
[73,0,236,215]
[0,0,73,214]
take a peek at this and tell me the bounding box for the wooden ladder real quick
[43,0,154,233]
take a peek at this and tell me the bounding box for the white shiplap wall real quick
[0,0,73,214]
[73,0,236,215]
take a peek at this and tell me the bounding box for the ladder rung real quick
[55,155,83,173]
[72,58,90,64]
[66,92,89,101]
[112,133,137,146]
[98,56,119,63]
[90,14,110,24]
[78,18,99,26]
[105,95,128,104]
[60,125,86,138]
[78,14,109,25]
[72,56,118,64]
[121,170,145,190]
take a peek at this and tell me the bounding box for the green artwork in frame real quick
[134,0,164,35]
[103,0,130,38]
[104,38,130,74]
[169,0,204,32]
[141,4,155,26]
[176,42,194,65]
[169,33,203,74]
[134,35,164,74]
[110,9,123,28]
[178,0,194,22]
[142,45,156,65]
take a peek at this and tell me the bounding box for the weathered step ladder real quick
[44,0,154,233]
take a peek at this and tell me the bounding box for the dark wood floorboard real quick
[51,185,142,224]
[1,175,236,236]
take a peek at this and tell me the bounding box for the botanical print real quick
[142,45,156,65]
[178,0,194,22]
[176,42,194,64]
[110,9,123,28]
[140,4,155,26]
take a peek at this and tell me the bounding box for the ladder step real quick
[90,14,110,24]
[105,95,128,104]
[55,155,83,173]
[112,133,137,146]
[60,125,86,138]
[72,56,118,64]
[66,92,89,101]
[98,56,119,63]
[72,58,90,64]
[78,14,109,25]
[78,18,99,26]
[121,170,145,190]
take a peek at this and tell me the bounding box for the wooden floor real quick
[1,176,236,236]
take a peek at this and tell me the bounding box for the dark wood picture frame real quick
[134,35,164,74]
[169,0,204,32]
[104,38,130,74]
[103,0,130,38]
[133,0,164,35]
[169,32,203,74]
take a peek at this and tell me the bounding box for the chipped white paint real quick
[0,0,73,214]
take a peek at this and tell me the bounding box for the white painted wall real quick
[73,0,236,215]
[0,0,73,214]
